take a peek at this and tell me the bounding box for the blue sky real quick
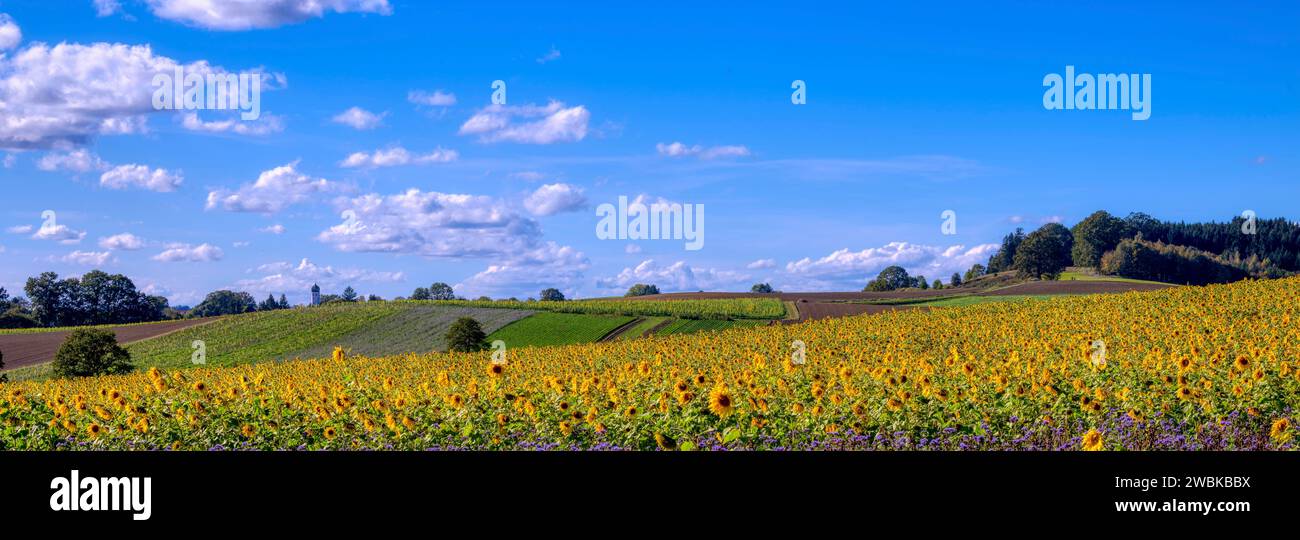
[0,1,1296,305]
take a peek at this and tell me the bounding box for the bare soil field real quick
[0,318,217,370]
[974,280,1169,296]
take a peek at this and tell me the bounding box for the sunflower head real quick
[707,385,735,417]
[1271,418,1292,442]
[1081,429,1104,451]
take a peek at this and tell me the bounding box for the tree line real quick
[2,271,173,329]
[862,210,1296,291]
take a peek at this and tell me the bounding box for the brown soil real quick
[0,318,218,370]
[974,280,1169,296]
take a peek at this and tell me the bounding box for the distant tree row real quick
[15,271,170,328]
[982,210,1296,283]
[410,282,456,301]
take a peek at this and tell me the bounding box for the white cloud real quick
[36,149,109,172]
[317,188,542,258]
[0,14,21,50]
[139,282,171,298]
[152,242,223,262]
[100,164,184,192]
[60,250,113,266]
[456,242,589,299]
[656,141,751,160]
[235,257,404,297]
[331,106,386,130]
[259,224,286,234]
[339,146,458,168]
[596,259,750,293]
[746,258,776,270]
[181,112,284,135]
[459,101,589,144]
[143,0,392,31]
[781,242,999,290]
[98,232,146,250]
[206,161,342,214]
[408,89,456,107]
[509,171,547,181]
[536,46,561,64]
[33,223,86,244]
[0,42,253,149]
[93,1,122,17]
[524,183,586,216]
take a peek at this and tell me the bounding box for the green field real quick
[285,305,532,359]
[125,303,532,370]
[1057,271,1169,285]
[616,317,670,340]
[908,294,1055,308]
[429,297,784,320]
[486,312,635,348]
[654,318,768,335]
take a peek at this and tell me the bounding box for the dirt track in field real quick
[0,318,218,370]
[597,317,646,342]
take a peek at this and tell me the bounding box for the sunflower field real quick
[1,278,1297,451]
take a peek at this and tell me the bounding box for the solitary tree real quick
[750,283,774,293]
[539,288,566,302]
[445,317,488,353]
[625,284,661,297]
[53,329,133,378]
[864,266,912,292]
[429,282,456,301]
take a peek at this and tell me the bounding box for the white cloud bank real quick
[142,0,392,31]
[523,183,586,216]
[340,146,457,168]
[459,101,589,144]
[206,161,343,213]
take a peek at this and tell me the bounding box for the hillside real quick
[124,302,532,370]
